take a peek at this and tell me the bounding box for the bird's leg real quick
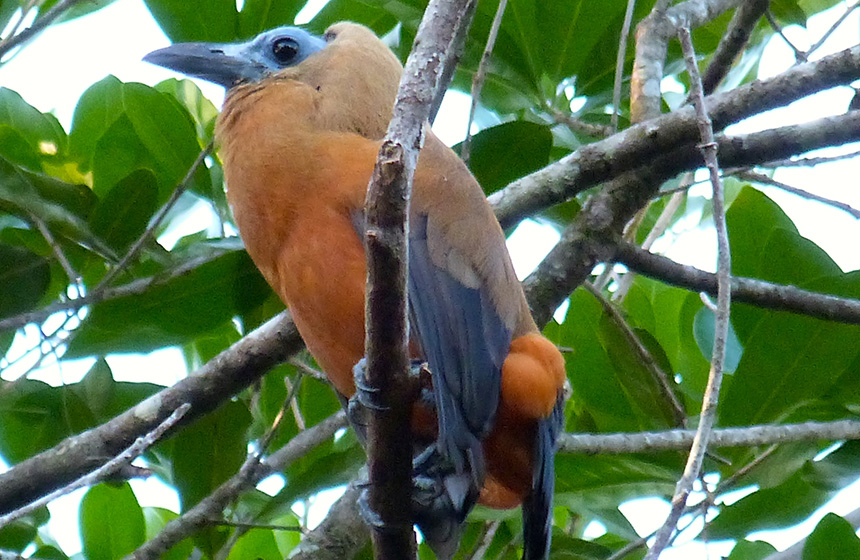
[348,358,430,425]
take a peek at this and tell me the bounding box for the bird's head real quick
[145,22,403,138]
[143,26,327,89]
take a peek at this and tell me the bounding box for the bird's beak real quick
[144,41,263,88]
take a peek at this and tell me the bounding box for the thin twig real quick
[94,142,213,291]
[28,211,79,284]
[764,10,807,62]
[645,27,731,560]
[0,0,89,60]
[733,170,860,218]
[758,148,860,167]
[207,519,305,532]
[461,0,507,163]
[807,1,860,58]
[468,521,501,560]
[551,109,614,138]
[612,0,637,131]
[0,403,191,530]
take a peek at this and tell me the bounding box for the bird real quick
[145,22,566,559]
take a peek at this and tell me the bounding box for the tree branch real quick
[0,311,303,515]
[0,403,190,530]
[0,0,89,59]
[614,242,860,325]
[363,2,474,557]
[700,0,769,95]
[522,110,860,327]
[490,45,860,230]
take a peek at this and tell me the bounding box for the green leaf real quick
[0,507,49,552]
[0,380,95,463]
[170,400,251,555]
[89,169,158,252]
[0,244,49,320]
[803,513,860,560]
[726,540,778,559]
[225,528,282,560]
[71,77,209,204]
[142,507,194,560]
[143,0,239,42]
[238,0,307,37]
[154,79,219,142]
[0,88,67,171]
[80,483,146,560]
[456,121,553,196]
[66,249,270,357]
[720,273,860,427]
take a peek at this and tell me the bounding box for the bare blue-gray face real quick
[144,27,326,89]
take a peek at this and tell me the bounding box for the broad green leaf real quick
[143,0,239,42]
[727,540,778,559]
[0,0,18,33]
[307,0,398,36]
[720,273,860,427]
[80,483,146,560]
[0,156,114,259]
[65,249,270,357]
[0,507,48,552]
[238,0,307,37]
[0,88,67,171]
[803,513,860,560]
[37,0,118,22]
[456,121,553,196]
[547,534,613,559]
[89,169,158,252]
[0,380,95,463]
[770,0,808,26]
[71,76,209,203]
[154,78,219,142]
[0,244,49,320]
[171,400,251,556]
[143,507,194,560]
[552,289,642,432]
[225,528,282,560]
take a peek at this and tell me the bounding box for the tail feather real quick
[522,397,564,560]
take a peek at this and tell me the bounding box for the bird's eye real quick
[272,37,299,64]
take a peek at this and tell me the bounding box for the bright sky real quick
[0,1,859,558]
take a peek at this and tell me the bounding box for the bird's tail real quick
[522,397,564,560]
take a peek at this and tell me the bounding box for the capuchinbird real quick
[145,22,566,559]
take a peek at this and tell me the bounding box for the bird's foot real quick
[348,358,431,427]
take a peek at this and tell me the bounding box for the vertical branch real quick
[363,2,475,558]
[644,26,731,560]
[700,0,769,95]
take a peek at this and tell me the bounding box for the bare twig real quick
[288,480,370,560]
[0,0,89,60]
[94,142,213,291]
[28,211,79,284]
[759,148,860,167]
[614,242,860,325]
[612,0,638,131]
[461,0,507,163]
[363,1,475,557]
[125,411,347,560]
[645,27,731,560]
[733,170,860,219]
[807,1,860,58]
[764,10,807,62]
[551,109,614,138]
[468,521,501,560]
[207,519,304,532]
[0,403,191,530]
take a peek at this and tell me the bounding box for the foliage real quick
[0,0,859,559]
